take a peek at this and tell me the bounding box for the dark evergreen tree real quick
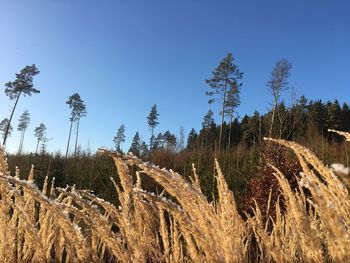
[187,128,198,149]
[225,78,241,150]
[113,124,126,152]
[201,110,216,147]
[129,132,141,157]
[163,130,177,150]
[308,100,327,133]
[140,141,149,159]
[241,113,260,146]
[147,104,159,150]
[298,95,308,109]
[205,53,243,150]
[40,134,49,155]
[202,110,215,129]
[17,110,30,154]
[341,103,350,131]
[3,65,40,146]
[230,118,242,146]
[153,133,164,149]
[326,100,342,131]
[289,95,308,140]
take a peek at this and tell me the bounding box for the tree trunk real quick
[18,131,23,154]
[65,119,74,158]
[219,106,224,151]
[74,118,80,157]
[279,113,283,139]
[227,115,233,153]
[35,139,40,154]
[3,92,21,146]
[269,100,277,139]
[219,85,227,152]
[18,130,25,154]
[22,129,26,153]
[150,127,154,151]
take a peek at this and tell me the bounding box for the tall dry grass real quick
[0,130,350,262]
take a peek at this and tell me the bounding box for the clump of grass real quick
[0,130,350,262]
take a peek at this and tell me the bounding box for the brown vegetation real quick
[0,131,350,262]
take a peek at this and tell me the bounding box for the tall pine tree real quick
[3,65,40,146]
[113,124,126,152]
[225,81,241,150]
[201,110,216,147]
[187,128,198,150]
[147,104,159,150]
[65,93,87,157]
[17,110,30,154]
[205,53,243,150]
[129,132,141,157]
[0,118,13,146]
[34,123,46,154]
[202,110,215,129]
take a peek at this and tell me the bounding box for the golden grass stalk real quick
[1,139,350,262]
[265,137,350,262]
[328,129,350,141]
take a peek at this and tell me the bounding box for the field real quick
[1,1,348,262]
[0,130,350,262]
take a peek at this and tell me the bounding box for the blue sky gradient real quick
[0,0,349,154]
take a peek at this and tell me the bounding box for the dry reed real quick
[0,130,350,262]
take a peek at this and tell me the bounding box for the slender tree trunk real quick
[219,67,230,152]
[3,92,21,146]
[22,129,26,153]
[18,131,23,154]
[219,88,227,152]
[18,130,25,154]
[227,115,233,153]
[74,118,80,157]
[65,119,74,158]
[21,128,27,154]
[269,100,277,139]
[40,138,46,155]
[277,108,288,140]
[150,127,154,151]
[35,139,40,154]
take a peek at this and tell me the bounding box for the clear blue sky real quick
[0,0,349,154]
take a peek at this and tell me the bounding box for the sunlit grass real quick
[0,131,350,262]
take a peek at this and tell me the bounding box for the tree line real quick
[1,54,349,158]
[0,65,87,156]
[112,54,349,158]
[2,55,349,205]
